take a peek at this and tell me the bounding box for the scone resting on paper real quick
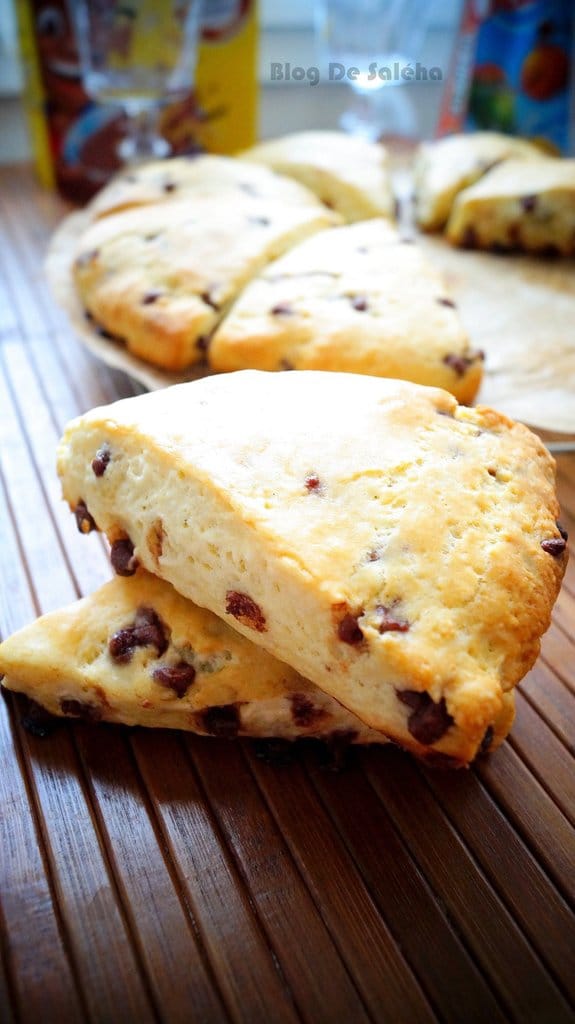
[414,131,544,231]
[209,219,483,403]
[446,158,575,256]
[241,130,394,223]
[86,154,328,221]
[0,571,382,743]
[73,196,339,372]
[57,371,567,766]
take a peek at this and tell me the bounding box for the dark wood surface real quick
[0,165,574,1024]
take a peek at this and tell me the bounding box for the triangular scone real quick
[73,197,339,372]
[86,154,328,221]
[57,371,566,766]
[241,131,394,223]
[0,571,383,744]
[446,158,575,256]
[209,220,483,404]
[414,131,544,231]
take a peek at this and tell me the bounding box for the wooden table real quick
[1,165,574,1024]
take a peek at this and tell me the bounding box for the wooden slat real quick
[189,737,379,1024]
[132,731,302,1024]
[245,745,452,1024]
[304,748,508,1024]
[364,749,574,1024]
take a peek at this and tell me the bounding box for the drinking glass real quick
[315,0,430,139]
[68,0,201,163]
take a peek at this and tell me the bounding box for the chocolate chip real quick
[461,226,477,249]
[196,703,241,738]
[520,194,538,213]
[290,693,326,728]
[200,289,220,311]
[196,335,209,353]
[375,604,409,633]
[366,548,381,562]
[91,445,111,477]
[397,690,453,745]
[305,473,321,492]
[238,181,260,196]
[75,249,99,268]
[337,613,364,645]
[75,500,96,534]
[437,297,456,308]
[270,303,293,316]
[225,591,267,632]
[487,467,498,478]
[479,725,494,755]
[109,606,169,663]
[351,296,369,312]
[142,289,162,305]
[443,353,479,378]
[110,538,138,576]
[153,662,196,698]
[59,698,102,722]
[163,180,177,192]
[541,537,567,556]
[108,628,138,663]
[20,696,59,737]
[95,323,120,341]
[557,521,568,542]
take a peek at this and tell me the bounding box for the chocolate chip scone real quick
[0,571,383,743]
[57,371,566,766]
[73,196,339,371]
[446,158,575,256]
[209,219,483,403]
[414,131,544,231]
[87,154,327,221]
[241,131,394,222]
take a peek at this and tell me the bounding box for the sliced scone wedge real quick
[57,371,566,766]
[414,131,544,231]
[446,158,575,256]
[0,571,383,744]
[241,130,394,222]
[86,154,328,221]
[73,196,339,371]
[209,219,483,403]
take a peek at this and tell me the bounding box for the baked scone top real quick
[241,130,394,222]
[58,371,566,761]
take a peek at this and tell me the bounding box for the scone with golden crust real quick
[86,154,327,221]
[0,571,382,743]
[209,219,483,403]
[446,158,575,256]
[241,131,394,223]
[57,371,567,766]
[414,131,544,231]
[73,197,339,372]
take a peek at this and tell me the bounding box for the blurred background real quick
[0,0,572,196]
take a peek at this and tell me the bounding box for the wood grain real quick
[0,165,574,1024]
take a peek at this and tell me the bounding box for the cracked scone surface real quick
[414,131,544,231]
[241,130,394,223]
[57,371,566,765]
[209,219,483,403]
[73,195,339,372]
[0,571,382,743]
[446,158,575,255]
